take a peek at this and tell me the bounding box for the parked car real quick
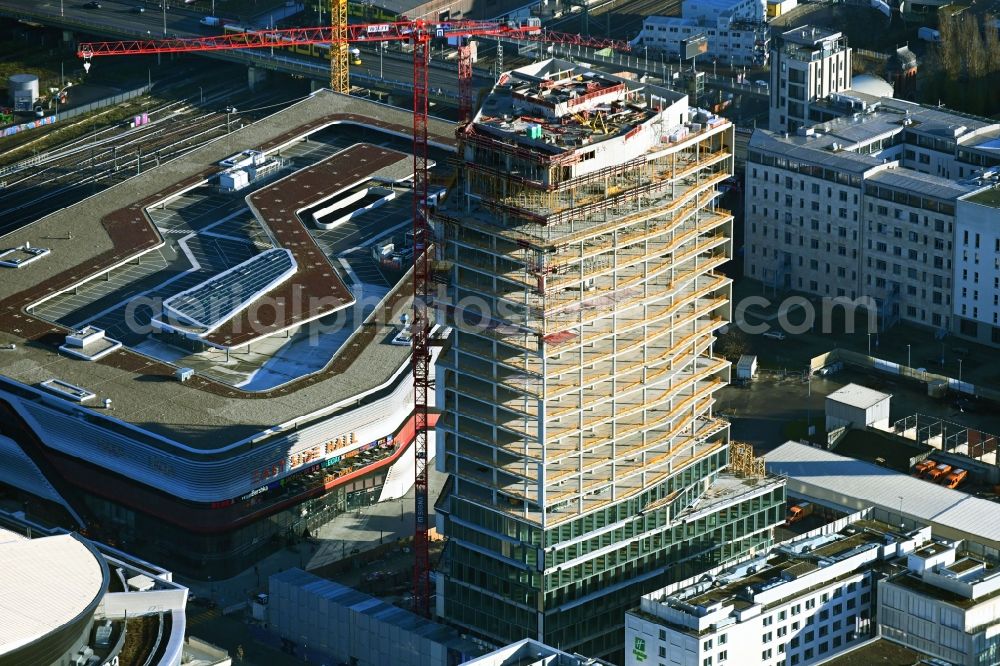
[132,6,145,12]
[84,1,102,8]
[762,330,786,341]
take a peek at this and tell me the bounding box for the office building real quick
[765,441,1000,558]
[879,540,1000,665]
[625,520,929,666]
[638,0,768,68]
[745,97,1000,333]
[267,569,485,666]
[768,26,852,134]
[434,59,786,659]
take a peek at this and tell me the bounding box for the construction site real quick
[433,59,786,660]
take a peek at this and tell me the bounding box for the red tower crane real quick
[77,20,629,618]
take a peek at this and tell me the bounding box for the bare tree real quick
[984,14,1000,74]
[937,14,962,80]
[966,17,988,79]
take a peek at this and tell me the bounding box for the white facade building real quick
[879,540,1000,665]
[625,521,934,666]
[953,188,1000,346]
[745,97,1000,335]
[768,26,852,134]
[825,383,891,432]
[638,0,768,67]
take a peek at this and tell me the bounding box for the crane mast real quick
[330,0,349,93]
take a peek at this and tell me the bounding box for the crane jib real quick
[76,21,630,59]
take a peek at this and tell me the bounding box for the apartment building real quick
[625,521,933,666]
[745,97,1000,332]
[638,0,768,68]
[879,540,1000,665]
[433,59,786,659]
[768,26,852,134]
[953,187,1000,346]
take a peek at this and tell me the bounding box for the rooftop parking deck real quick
[0,91,457,453]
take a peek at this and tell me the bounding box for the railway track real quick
[0,87,295,232]
[546,0,683,40]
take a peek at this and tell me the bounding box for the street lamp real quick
[907,344,911,372]
[898,496,904,530]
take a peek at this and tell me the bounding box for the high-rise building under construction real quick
[433,60,786,659]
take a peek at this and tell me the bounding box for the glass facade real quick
[442,481,784,658]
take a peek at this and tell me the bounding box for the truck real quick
[918,27,941,42]
[785,502,814,525]
[942,468,967,489]
[913,459,936,477]
[927,463,952,482]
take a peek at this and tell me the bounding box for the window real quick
[704,639,713,651]
[660,647,667,658]
[762,649,772,660]
[703,658,712,666]
[763,616,773,627]
[718,651,727,663]
[763,632,772,643]
[660,630,666,641]
[779,610,787,621]
[792,604,801,615]
[719,634,727,645]
[778,627,788,637]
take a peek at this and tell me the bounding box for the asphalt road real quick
[0,0,491,99]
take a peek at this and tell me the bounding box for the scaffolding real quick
[437,61,746,650]
[729,441,766,479]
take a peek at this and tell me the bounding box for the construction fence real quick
[56,83,153,123]
[809,348,995,401]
